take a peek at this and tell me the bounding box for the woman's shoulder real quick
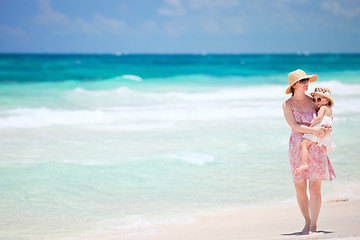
[283,95,312,111]
[283,98,294,111]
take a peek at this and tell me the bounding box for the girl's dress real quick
[289,107,336,183]
[303,114,336,152]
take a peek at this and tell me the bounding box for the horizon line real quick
[1,51,360,55]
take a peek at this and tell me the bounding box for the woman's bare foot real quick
[300,223,310,235]
[295,164,308,174]
[309,225,317,234]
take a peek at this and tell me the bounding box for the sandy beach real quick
[147,199,360,240]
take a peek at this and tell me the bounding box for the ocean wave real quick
[104,74,143,82]
[0,102,284,129]
[1,80,360,129]
[85,122,175,131]
[324,182,360,202]
[120,74,143,82]
[70,80,360,101]
[73,86,132,96]
[70,85,286,101]
[0,107,111,128]
[113,214,198,239]
[311,80,360,96]
[167,152,215,166]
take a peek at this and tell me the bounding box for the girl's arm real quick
[310,106,327,127]
[322,106,332,135]
[282,101,325,138]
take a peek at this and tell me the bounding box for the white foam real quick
[120,75,142,82]
[310,80,360,96]
[71,85,286,101]
[0,100,357,129]
[322,183,360,203]
[73,86,132,96]
[0,101,281,129]
[309,81,360,114]
[0,107,111,128]
[113,214,198,239]
[1,81,360,129]
[85,122,175,131]
[69,80,360,103]
[167,152,215,165]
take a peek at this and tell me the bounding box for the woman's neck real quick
[292,90,307,101]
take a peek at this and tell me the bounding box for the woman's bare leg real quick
[296,140,313,173]
[294,181,311,234]
[309,181,322,233]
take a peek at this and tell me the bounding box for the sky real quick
[0,0,360,53]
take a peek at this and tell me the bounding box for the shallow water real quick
[1,54,360,239]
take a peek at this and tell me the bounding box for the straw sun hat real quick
[310,87,334,107]
[286,69,317,94]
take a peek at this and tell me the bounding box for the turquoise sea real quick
[1,54,360,239]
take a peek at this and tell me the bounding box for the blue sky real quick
[0,0,360,53]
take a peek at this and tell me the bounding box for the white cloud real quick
[32,0,126,35]
[201,20,221,33]
[150,0,246,36]
[321,0,360,18]
[200,16,244,35]
[155,0,246,36]
[74,14,126,35]
[137,18,190,37]
[139,20,161,34]
[162,19,189,36]
[151,0,327,37]
[74,18,97,34]
[33,0,70,25]
[222,17,244,34]
[93,14,127,33]
[186,0,241,10]
[158,0,186,16]
[0,24,25,37]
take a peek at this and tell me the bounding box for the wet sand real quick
[147,199,360,240]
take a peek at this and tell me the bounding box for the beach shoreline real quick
[146,199,360,240]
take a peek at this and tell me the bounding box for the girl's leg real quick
[294,181,311,234]
[296,139,313,173]
[309,181,322,233]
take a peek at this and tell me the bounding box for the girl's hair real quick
[319,98,333,108]
[313,87,333,108]
[326,99,333,108]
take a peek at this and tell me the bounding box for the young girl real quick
[295,87,336,173]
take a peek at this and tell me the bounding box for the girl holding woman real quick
[282,69,336,234]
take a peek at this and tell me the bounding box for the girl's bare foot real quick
[300,223,310,235]
[295,164,308,174]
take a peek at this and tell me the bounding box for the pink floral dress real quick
[289,109,336,183]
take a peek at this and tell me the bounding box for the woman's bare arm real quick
[282,101,325,138]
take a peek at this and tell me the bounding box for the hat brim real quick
[285,74,317,94]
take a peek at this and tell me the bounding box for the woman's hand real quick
[314,127,326,138]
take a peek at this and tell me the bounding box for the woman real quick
[282,69,336,234]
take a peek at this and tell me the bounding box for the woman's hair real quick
[290,86,295,96]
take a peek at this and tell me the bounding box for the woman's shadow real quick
[281,230,334,236]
